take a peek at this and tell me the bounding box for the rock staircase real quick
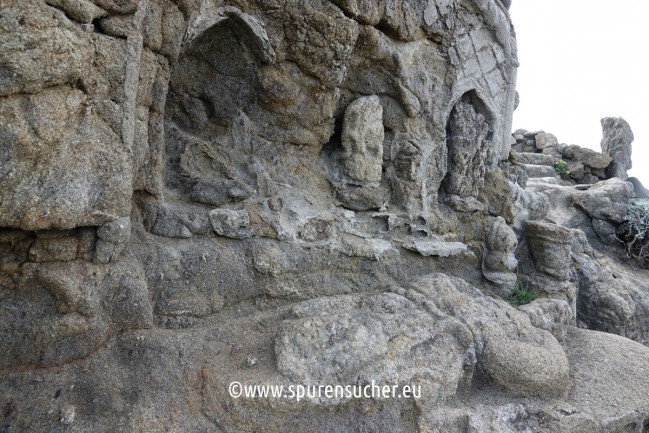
[516,152,557,179]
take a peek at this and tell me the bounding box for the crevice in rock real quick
[91,17,102,33]
[73,78,88,94]
[373,19,404,41]
[320,115,344,159]
[326,0,403,41]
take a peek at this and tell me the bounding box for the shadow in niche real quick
[441,90,495,198]
[166,18,261,139]
[319,115,345,181]
[320,115,344,157]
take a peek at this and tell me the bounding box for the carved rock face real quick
[0,0,519,232]
[482,216,518,291]
[341,95,384,183]
[443,94,493,198]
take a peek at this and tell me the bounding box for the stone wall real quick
[5,1,649,432]
[1,0,518,232]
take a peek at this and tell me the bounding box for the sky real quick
[509,1,648,188]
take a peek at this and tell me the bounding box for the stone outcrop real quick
[628,176,649,199]
[482,216,518,291]
[511,122,636,185]
[572,178,635,224]
[4,0,649,431]
[601,116,634,179]
[523,157,649,349]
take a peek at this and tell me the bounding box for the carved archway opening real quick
[162,14,267,204]
[166,18,261,140]
[442,90,495,198]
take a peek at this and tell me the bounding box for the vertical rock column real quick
[526,221,577,319]
[482,217,518,294]
[600,117,634,180]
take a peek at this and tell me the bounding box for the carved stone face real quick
[341,95,384,184]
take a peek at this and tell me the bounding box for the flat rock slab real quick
[524,164,556,179]
[561,327,649,429]
[404,241,468,257]
[516,152,556,166]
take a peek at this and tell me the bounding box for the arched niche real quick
[442,90,495,198]
[163,10,272,202]
[165,9,272,140]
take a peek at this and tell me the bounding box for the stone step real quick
[404,241,468,257]
[527,177,573,187]
[516,152,556,166]
[525,164,557,178]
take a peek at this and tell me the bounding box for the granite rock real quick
[601,117,634,179]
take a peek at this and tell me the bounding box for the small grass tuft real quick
[507,281,537,306]
[554,160,571,180]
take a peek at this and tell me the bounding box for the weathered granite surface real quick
[3,0,649,431]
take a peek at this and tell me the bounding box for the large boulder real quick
[563,144,612,170]
[0,3,136,230]
[575,253,649,346]
[275,291,475,405]
[572,178,634,223]
[627,177,649,199]
[534,132,558,150]
[406,274,570,397]
[276,274,570,400]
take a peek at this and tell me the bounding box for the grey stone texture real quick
[518,298,573,339]
[341,95,384,183]
[4,0,649,432]
[526,221,574,281]
[209,209,253,239]
[572,178,634,224]
[482,216,518,291]
[601,116,634,179]
[94,217,131,263]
